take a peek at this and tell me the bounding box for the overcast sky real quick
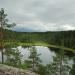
[0,0,75,32]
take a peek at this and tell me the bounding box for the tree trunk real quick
[60,55,63,75]
[32,58,35,71]
[0,13,4,63]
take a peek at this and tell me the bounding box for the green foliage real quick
[0,8,16,63]
[37,64,47,75]
[0,8,16,29]
[70,57,75,75]
[45,52,71,75]
[3,29,75,50]
[4,48,22,67]
[25,46,41,71]
[19,63,28,69]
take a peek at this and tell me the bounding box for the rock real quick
[0,64,39,75]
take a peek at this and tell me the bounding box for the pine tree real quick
[70,57,75,75]
[46,52,71,75]
[25,46,41,71]
[0,8,16,63]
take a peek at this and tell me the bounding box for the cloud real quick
[0,0,75,32]
[12,21,50,32]
[63,24,75,30]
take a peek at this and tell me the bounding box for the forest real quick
[3,29,75,50]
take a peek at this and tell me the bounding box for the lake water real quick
[17,46,55,64]
[0,46,73,65]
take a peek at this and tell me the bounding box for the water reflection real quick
[18,46,55,65]
[0,46,74,66]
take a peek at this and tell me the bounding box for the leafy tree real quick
[0,8,16,63]
[25,46,41,71]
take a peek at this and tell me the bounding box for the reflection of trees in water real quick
[48,47,75,57]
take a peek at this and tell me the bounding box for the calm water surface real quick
[18,46,55,64]
[0,46,73,65]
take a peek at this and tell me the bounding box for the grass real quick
[2,41,75,53]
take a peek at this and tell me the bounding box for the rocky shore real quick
[0,64,39,75]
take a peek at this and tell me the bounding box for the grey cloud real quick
[0,0,75,32]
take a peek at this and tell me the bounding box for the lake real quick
[0,46,74,66]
